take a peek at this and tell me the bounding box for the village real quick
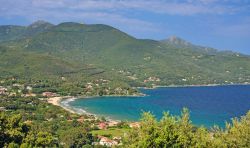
[0,78,142,147]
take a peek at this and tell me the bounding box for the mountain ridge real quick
[161,36,218,55]
[0,21,242,55]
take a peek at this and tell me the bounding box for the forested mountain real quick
[0,21,250,95]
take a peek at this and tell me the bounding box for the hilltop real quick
[161,36,217,54]
[0,20,53,43]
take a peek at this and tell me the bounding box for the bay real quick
[63,85,250,127]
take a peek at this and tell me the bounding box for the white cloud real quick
[1,0,248,17]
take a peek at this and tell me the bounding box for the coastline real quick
[47,96,77,114]
[138,83,250,90]
[47,96,121,122]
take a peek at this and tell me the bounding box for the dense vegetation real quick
[0,94,95,147]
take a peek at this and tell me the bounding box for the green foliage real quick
[124,109,250,148]
[20,143,32,148]
[24,131,57,147]
[221,111,250,147]
[0,113,29,147]
[7,142,19,148]
[59,127,93,148]
[0,95,95,148]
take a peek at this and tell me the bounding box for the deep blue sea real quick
[63,85,250,128]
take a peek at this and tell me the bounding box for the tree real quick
[157,112,179,147]
[24,131,57,147]
[192,127,212,148]
[222,111,250,147]
[7,142,19,148]
[176,108,193,147]
[35,131,55,147]
[0,112,29,147]
[123,112,159,148]
[59,127,93,148]
[124,109,206,148]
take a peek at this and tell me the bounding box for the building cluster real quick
[84,79,111,95]
[42,92,58,97]
[96,136,121,147]
[0,86,7,95]
[93,121,140,147]
[129,122,140,128]
[0,82,58,98]
[97,120,120,130]
[0,84,27,97]
[144,76,161,83]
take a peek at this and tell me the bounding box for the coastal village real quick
[0,78,143,147]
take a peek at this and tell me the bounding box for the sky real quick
[0,0,250,54]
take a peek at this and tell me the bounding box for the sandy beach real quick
[47,96,76,114]
[47,97,62,106]
[47,96,119,122]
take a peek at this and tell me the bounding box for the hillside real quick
[0,21,250,95]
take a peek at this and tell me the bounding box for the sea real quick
[61,85,250,128]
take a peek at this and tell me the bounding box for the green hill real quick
[0,21,250,95]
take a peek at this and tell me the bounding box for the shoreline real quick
[47,96,121,122]
[47,96,78,114]
[138,83,250,89]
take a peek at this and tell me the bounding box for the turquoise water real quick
[64,85,250,127]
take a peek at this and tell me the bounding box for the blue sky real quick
[0,0,250,54]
